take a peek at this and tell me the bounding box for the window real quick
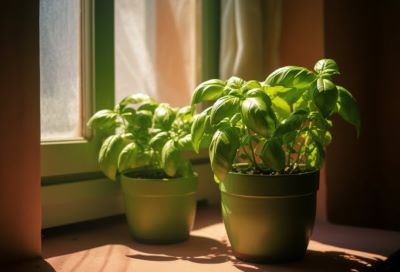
[40,0,84,141]
[40,0,113,178]
[40,0,217,228]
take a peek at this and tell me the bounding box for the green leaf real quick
[98,134,129,180]
[176,106,193,120]
[161,140,182,177]
[277,88,305,105]
[149,131,170,150]
[210,95,240,125]
[191,107,212,153]
[87,109,117,130]
[310,129,332,146]
[271,97,291,121]
[336,86,361,136]
[118,143,152,172]
[314,59,340,77]
[120,107,136,124]
[282,130,298,144]
[274,110,308,137]
[242,80,262,92]
[134,110,153,130]
[119,94,153,108]
[311,78,338,117]
[209,126,240,182]
[192,79,226,105]
[265,66,317,89]
[178,134,192,150]
[307,140,325,169]
[241,96,276,137]
[227,76,244,89]
[308,111,332,130]
[137,102,159,113]
[261,138,285,171]
[152,103,176,130]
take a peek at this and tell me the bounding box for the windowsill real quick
[11,205,400,271]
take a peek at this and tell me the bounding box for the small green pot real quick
[220,171,319,263]
[120,173,198,244]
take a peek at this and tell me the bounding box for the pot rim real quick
[228,169,320,178]
[220,170,319,197]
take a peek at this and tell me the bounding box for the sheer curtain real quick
[220,0,282,80]
[115,0,199,107]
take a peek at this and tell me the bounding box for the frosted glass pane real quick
[40,0,82,141]
[115,0,198,107]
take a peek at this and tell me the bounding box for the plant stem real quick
[295,121,313,170]
[247,128,260,170]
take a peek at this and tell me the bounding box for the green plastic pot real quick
[120,173,198,244]
[220,171,319,263]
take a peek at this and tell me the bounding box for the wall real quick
[324,0,400,230]
[280,0,327,221]
[0,1,41,262]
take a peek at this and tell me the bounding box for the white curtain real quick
[220,0,282,81]
[115,0,199,107]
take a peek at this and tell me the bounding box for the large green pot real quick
[220,171,319,263]
[120,173,198,244]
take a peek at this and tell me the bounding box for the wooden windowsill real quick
[8,205,400,271]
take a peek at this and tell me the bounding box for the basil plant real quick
[88,94,194,180]
[191,59,361,182]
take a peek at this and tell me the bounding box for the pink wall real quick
[0,1,41,262]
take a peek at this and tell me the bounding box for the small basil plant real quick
[88,94,194,180]
[191,59,361,182]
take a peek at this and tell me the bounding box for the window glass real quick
[40,0,82,141]
[115,0,199,106]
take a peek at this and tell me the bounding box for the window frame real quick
[41,0,221,228]
[41,0,114,179]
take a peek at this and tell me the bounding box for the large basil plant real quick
[88,94,194,180]
[191,59,361,182]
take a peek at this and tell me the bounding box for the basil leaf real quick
[209,126,240,182]
[314,59,340,77]
[274,110,308,137]
[271,97,291,121]
[178,134,192,150]
[149,131,170,150]
[227,76,244,89]
[336,85,361,136]
[312,78,338,117]
[192,79,226,105]
[134,110,153,130]
[265,66,317,89]
[98,134,129,180]
[241,96,276,137]
[191,107,212,153]
[277,88,305,105]
[242,80,262,92]
[261,138,285,171]
[119,94,153,108]
[210,95,240,125]
[87,109,117,130]
[161,140,181,177]
[176,106,193,120]
[118,143,152,172]
[152,104,176,130]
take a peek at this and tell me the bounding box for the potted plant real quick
[191,59,361,262]
[88,94,197,244]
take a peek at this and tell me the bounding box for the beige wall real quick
[0,1,41,262]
